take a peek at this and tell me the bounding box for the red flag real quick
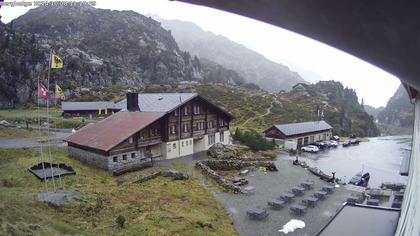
[38,80,50,99]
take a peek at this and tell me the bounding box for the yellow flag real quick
[51,54,63,68]
[55,84,65,100]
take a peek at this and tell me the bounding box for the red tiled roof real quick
[65,111,164,152]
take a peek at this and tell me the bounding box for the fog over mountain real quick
[157,17,308,92]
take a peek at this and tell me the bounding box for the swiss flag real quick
[38,80,51,99]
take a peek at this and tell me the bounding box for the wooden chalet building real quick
[65,92,233,174]
[263,121,332,148]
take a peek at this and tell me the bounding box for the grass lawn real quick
[0,147,237,236]
[0,126,48,139]
[0,108,96,129]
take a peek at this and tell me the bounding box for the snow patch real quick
[278,219,305,234]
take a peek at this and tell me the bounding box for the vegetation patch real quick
[0,147,237,236]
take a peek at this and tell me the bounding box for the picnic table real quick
[392,199,402,208]
[301,181,314,190]
[246,207,269,220]
[302,196,318,207]
[322,185,335,194]
[279,193,295,202]
[367,199,380,206]
[290,204,307,215]
[268,199,285,210]
[394,192,404,201]
[314,191,328,200]
[346,196,361,204]
[369,189,385,199]
[292,186,305,196]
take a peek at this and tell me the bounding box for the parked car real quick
[328,140,339,147]
[301,145,320,153]
[331,135,340,141]
[312,141,328,149]
[342,140,351,147]
[349,171,370,187]
[350,139,360,144]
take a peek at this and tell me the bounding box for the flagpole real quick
[37,76,48,192]
[46,48,57,192]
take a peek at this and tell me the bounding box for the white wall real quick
[163,138,194,159]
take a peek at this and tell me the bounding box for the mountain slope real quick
[363,105,384,119]
[0,6,247,107]
[159,18,307,92]
[378,84,414,129]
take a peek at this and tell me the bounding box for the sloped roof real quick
[271,120,332,136]
[116,93,198,112]
[62,101,118,111]
[65,111,164,152]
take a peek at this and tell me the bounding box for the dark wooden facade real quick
[108,96,231,155]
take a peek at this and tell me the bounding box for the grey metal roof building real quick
[62,101,118,111]
[116,93,198,112]
[271,121,332,137]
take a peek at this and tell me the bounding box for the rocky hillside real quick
[159,18,307,92]
[377,84,414,133]
[0,5,248,108]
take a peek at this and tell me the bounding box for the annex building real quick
[65,92,233,174]
[263,120,333,148]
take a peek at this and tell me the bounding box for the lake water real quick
[282,136,411,187]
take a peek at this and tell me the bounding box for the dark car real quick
[349,172,370,187]
[312,141,328,149]
[342,140,351,147]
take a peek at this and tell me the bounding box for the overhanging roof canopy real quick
[178,1,420,95]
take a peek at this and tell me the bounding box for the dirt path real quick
[240,98,277,128]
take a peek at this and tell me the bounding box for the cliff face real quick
[0,6,246,107]
[159,18,308,92]
[378,84,414,129]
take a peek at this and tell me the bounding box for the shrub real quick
[116,215,125,228]
[232,128,275,151]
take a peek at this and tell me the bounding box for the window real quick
[131,153,136,159]
[190,140,192,145]
[169,125,176,134]
[173,143,176,149]
[167,143,171,152]
[193,105,200,114]
[150,128,159,136]
[207,120,214,129]
[186,140,188,146]
[208,134,215,145]
[183,123,190,133]
[220,132,224,142]
[140,132,144,140]
[122,154,127,161]
[128,137,133,143]
[113,156,118,162]
[182,141,184,147]
[196,121,205,130]
[184,106,189,116]
[174,109,179,116]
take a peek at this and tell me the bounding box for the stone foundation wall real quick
[195,160,275,193]
[68,146,109,170]
[195,161,242,193]
[200,160,273,171]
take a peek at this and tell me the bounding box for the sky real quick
[0,0,401,108]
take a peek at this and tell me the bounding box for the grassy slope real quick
[0,147,237,236]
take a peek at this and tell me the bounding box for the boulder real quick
[207,143,236,159]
